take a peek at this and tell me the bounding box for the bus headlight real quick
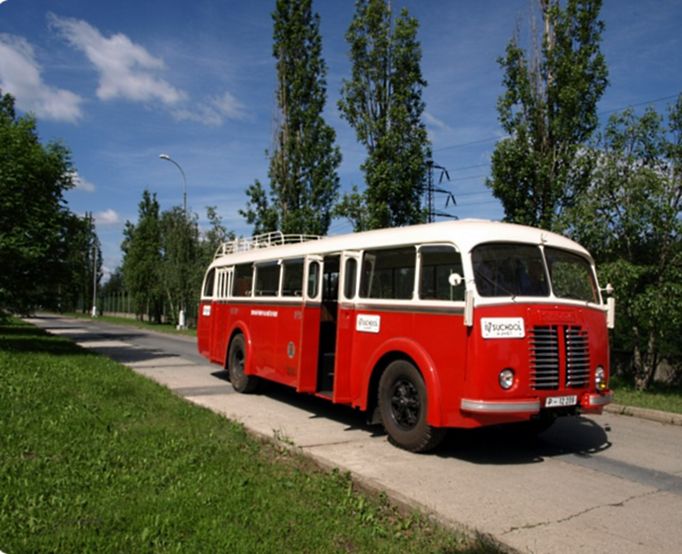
[595,366,607,391]
[499,368,515,390]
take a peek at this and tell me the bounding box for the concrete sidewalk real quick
[27,315,682,554]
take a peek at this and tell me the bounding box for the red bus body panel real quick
[198,299,610,430]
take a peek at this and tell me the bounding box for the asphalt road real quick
[27,315,682,554]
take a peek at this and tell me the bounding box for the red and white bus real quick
[197,220,614,452]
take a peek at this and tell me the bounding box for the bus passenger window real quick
[255,262,280,296]
[282,258,304,297]
[344,258,357,299]
[419,245,464,301]
[233,263,253,297]
[203,268,215,298]
[307,261,320,298]
[360,247,416,300]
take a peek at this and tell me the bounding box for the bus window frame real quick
[304,255,323,303]
[232,263,255,298]
[201,267,216,300]
[416,243,465,303]
[359,245,417,301]
[340,251,361,302]
[280,257,306,298]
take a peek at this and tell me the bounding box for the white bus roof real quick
[210,219,591,269]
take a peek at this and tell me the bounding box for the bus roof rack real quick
[214,231,322,258]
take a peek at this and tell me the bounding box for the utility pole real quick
[424,161,457,222]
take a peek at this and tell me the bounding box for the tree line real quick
[0,92,101,317]
[1,0,679,390]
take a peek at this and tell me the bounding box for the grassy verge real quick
[0,319,493,553]
[611,377,682,414]
[65,312,197,337]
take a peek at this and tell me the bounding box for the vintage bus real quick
[197,220,614,452]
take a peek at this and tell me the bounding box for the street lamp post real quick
[91,244,98,318]
[159,153,188,329]
[159,153,188,217]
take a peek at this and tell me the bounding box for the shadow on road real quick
[211,373,611,464]
[438,416,611,464]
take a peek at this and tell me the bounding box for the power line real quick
[598,93,680,116]
[431,92,681,153]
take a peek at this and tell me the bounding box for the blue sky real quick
[1,0,680,278]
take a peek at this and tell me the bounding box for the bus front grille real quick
[529,326,560,389]
[565,326,590,387]
[529,325,590,390]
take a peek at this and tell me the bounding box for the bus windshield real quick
[472,243,597,302]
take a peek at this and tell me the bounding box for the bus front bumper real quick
[460,391,613,415]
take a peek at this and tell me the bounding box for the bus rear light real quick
[595,366,607,391]
[499,368,515,390]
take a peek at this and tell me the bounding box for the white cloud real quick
[172,91,247,126]
[424,111,452,132]
[95,209,120,225]
[0,34,83,122]
[48,13,185,106]
[69,171,96,192]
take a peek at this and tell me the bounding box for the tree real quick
[0,90,80,315]
[487,0,608,229]
[242,0,341,236]
[160,207,199,324]
[60,211,102,313]
[200,206,233,266]
[121,190,164,322]
[564,97,682,390]
[338,0,430,230]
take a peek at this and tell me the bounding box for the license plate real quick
[545,395,577,408]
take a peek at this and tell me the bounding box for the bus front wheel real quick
[228,334,259,394]
[378,360,445,453]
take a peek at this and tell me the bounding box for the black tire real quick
[228,334,259,393]
[378,360,445,453]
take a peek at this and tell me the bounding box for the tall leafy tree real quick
[242,0,341,236]
[60,211,102,313]
[564,98,682,390]
[121,190,164,322]
[338,0,430,230]
[0,90,79,315]
[487,0,608,229]
[160,207,199,324]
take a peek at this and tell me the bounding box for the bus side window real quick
[255,262,280,297]
[344,258,357,299]
[360,247,416,300]
[419,245,464,301]
[307,261,320,298]
[282,258,304,297]
[203,268,216,298]
[233,263,253,297]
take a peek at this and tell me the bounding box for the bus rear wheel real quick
[228,334,259,394]
[378,360,445,453]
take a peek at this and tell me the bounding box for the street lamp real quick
[91,244,98,318]
[159,153,188,329]
[159,153,188,217]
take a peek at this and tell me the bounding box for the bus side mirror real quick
[607,297,615,329]
[448,273,463,287]
[464,289,474,327]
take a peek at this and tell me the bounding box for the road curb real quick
[604,403,682,426]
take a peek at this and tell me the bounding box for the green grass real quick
[611,377,682,414]
[0,319,494,553]
[66,312,197,337]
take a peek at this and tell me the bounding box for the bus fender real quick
[361,337,443,427]
[227,320,255,375]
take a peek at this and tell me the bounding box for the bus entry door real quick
[296,255,322,393]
